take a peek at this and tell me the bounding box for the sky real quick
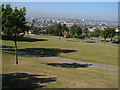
[2,2,118,21]
[1,0,119,2]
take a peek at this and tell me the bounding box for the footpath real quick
[1,46,119,70]
[27,35,120,47]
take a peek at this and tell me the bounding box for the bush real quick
[112,35,120,44]
[90,33,99,37]
[66,33,73,38]
[77,35,86,39]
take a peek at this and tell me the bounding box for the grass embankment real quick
[2,36,118,66]
[2,50,118,88]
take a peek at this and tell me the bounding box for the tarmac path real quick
[1,46,119,70]
[27,35,120,47]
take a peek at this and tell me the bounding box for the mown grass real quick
[2,36,118,66]
[39,34,119,44]
[2,51,118,88]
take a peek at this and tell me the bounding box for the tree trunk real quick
[59,32,60,40]
[83,39,84,42]
[111,38,113,42]
[104,37,106,41]
[97,37,99,41]
[14,40,18,64]
[104,38,106,44]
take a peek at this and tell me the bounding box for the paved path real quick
[27,35,119,47]
[1,46,119,70]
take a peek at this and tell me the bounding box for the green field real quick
[38,34,118,44]
[2,50,118,88]
[2,36,118,66]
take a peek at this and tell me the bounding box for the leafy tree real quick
[94,28,101,37]
[46,25,54,34]
[107,28,116,41]
[66,33,73,38]
[70,24,77,38]
[101,28,109,41]
[78,35,86,42]
[54,23,62,40]
[2,4,27,64]
[101,28,116,42]
[84,28,89,36]
[76,26,82,36]
[61,24,69,38]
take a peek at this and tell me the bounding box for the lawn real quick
[2,50,118,88]
[2,36,118,66]
[38,34,119,44]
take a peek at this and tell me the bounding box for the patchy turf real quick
[2,51,118,88]
[2,36,118,66]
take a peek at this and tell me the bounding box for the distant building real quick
[115,28,119,32]
[88,28,94,32]
[82,19,85,22]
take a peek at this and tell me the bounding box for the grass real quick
[2,51,118,88]
[39,34,119,45]
[2,36,118,66]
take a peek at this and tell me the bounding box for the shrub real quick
[66,33,73,38]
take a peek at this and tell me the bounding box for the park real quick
[1,4,119,89]
[2,34,119,88]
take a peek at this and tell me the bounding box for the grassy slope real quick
[2,51,118,88]
[2,36,118,66]
[39,34,118,44]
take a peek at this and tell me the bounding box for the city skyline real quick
[3,2,118,22]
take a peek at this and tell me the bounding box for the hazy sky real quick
[3,2,118,21]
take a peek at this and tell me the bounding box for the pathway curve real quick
[1,46,119,70]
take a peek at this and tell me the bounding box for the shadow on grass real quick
[2,35,47,42]
[2,50,31,57]
[2,45,77,57]
[18,48,77,57]
[85,41,96,43]
[101,40,109,42]
[2,73,56,89]
[112,41,120,44]
[1,46,14,48]
[45,63,92,68]
[66,40,78,42]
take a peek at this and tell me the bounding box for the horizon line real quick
[26,17,118,22]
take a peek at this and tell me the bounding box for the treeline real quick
[45,24,87,41]
[42,24,120,43]
[29,24,120,43]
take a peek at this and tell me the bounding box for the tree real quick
[75,25,82,41]
[70,24,77,38]
[78,35,86,42]
[46,25,54,34]
[84,28,89,36]
[54,23,62,40]
[101,28,109,41]
[76,26,82,36]
[101,28,116,42]
[107,28,116,41]
[61,24,69,38]
[94,28,101,37]
[2,4,27,64]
